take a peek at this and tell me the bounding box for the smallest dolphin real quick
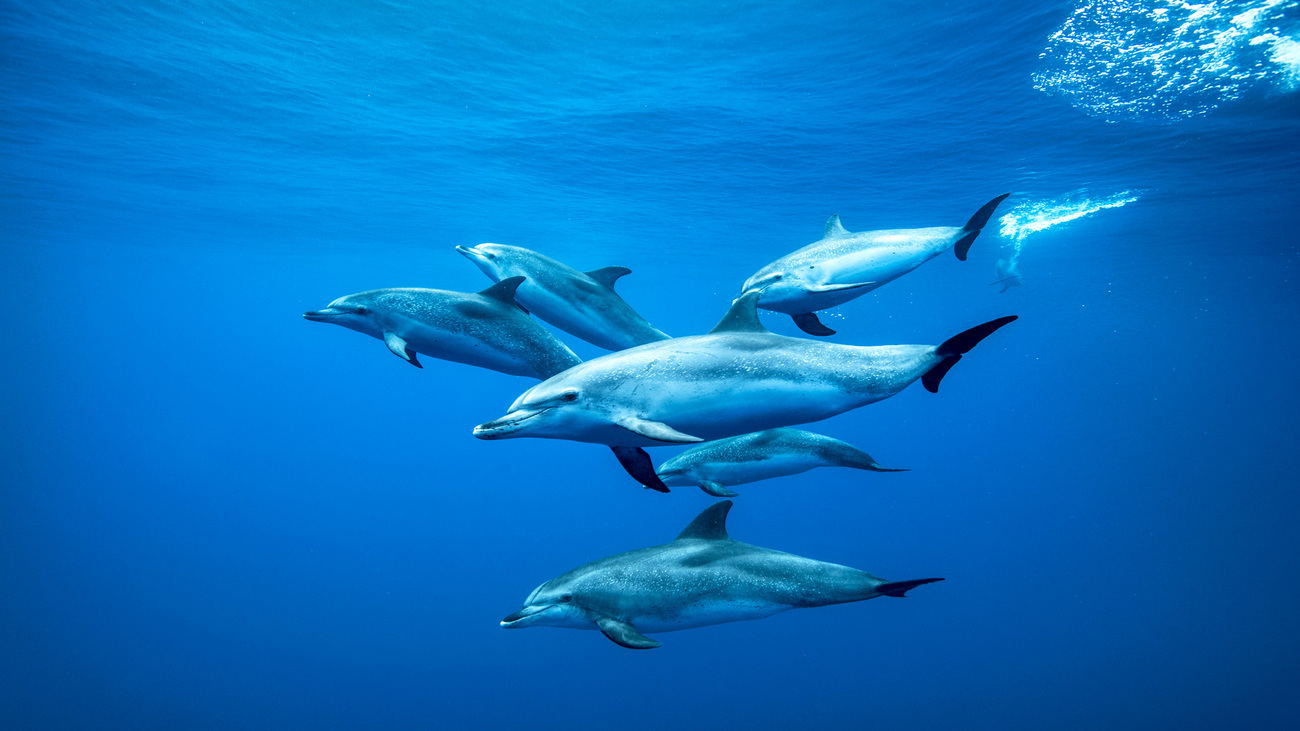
[457,243,670,351]
[656,428,907,496]
[990,257,1023,293]
[303,277,581,379]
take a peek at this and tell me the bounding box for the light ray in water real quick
[993,191,1141,291]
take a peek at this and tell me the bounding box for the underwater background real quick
[3,0,1299,728]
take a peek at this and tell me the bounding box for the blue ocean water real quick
[3,0,1299,727]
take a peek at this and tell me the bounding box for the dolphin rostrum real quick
[656,428,907,497]
[501,500,943,649]
[303,277,581,379]
[742,194,1010,335]
[457,243,669,351]
[473,289,1016,488]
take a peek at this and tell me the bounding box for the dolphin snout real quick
[455,244,485,262]
[501,604,551,627]
[472,408,550,440]
[302,308,342,322]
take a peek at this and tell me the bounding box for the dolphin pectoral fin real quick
[609,446,670,493]
[595,617,661,649]
[875,577,944,598]
[792,312,836,336]
[383,331,422,368]
[614,416,704,444]
[699,480,739,498]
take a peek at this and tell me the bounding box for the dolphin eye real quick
[559,595,573,603]
[562,391,579,402]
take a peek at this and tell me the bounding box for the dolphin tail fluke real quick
[876,577,944,598]
[792,312,836,336]
[963,193,1010,232]
[921,315,1018,393]
[954,193,1011,261]
[610,446,671,493]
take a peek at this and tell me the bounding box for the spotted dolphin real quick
[656,428,906,497]
[743,194,1010,335]
[303,277,581,379]
[501,500,943,649]
[456,243,669,351]
[473,289,1015,489]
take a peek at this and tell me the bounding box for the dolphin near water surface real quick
[742,194,1010,335]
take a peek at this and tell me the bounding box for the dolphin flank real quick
[501,500,944,649]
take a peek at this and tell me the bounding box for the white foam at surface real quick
[1034,0,1300,122]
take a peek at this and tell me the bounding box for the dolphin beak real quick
[473,407,550,440]
[501,604,551,627]
[303,308,343,322]
[455,244,486,263]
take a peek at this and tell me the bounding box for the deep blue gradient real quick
[3,1,1299,728]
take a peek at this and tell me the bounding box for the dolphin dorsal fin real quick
[585,266,632,291]
[479,276,529,313]
[675,500,733,541]
[708,290,768,334]
[824,214,850,238]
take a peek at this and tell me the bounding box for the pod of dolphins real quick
[305,194,1016,649]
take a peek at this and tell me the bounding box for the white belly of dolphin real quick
[630,600,793,633]
[399,322,539,377]
[686,452,828,486]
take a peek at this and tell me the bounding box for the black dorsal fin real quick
[479,276,529,313]
[708,290,768,334]
[585,266,632,290]
[676,500,733,540]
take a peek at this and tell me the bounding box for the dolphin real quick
[473,290,1016,489]
[501,500,943,649]
[742,194,1011,335]
[456,243,670,351]
[990,257,1023,293]
[656,428,907,497]
[303,277,581,379]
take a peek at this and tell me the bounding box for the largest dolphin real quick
[743,194,1010,335]
[501,500,942,649]
[474,290,1016,464]
[456,243,670,351]
[303,277,581,379]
